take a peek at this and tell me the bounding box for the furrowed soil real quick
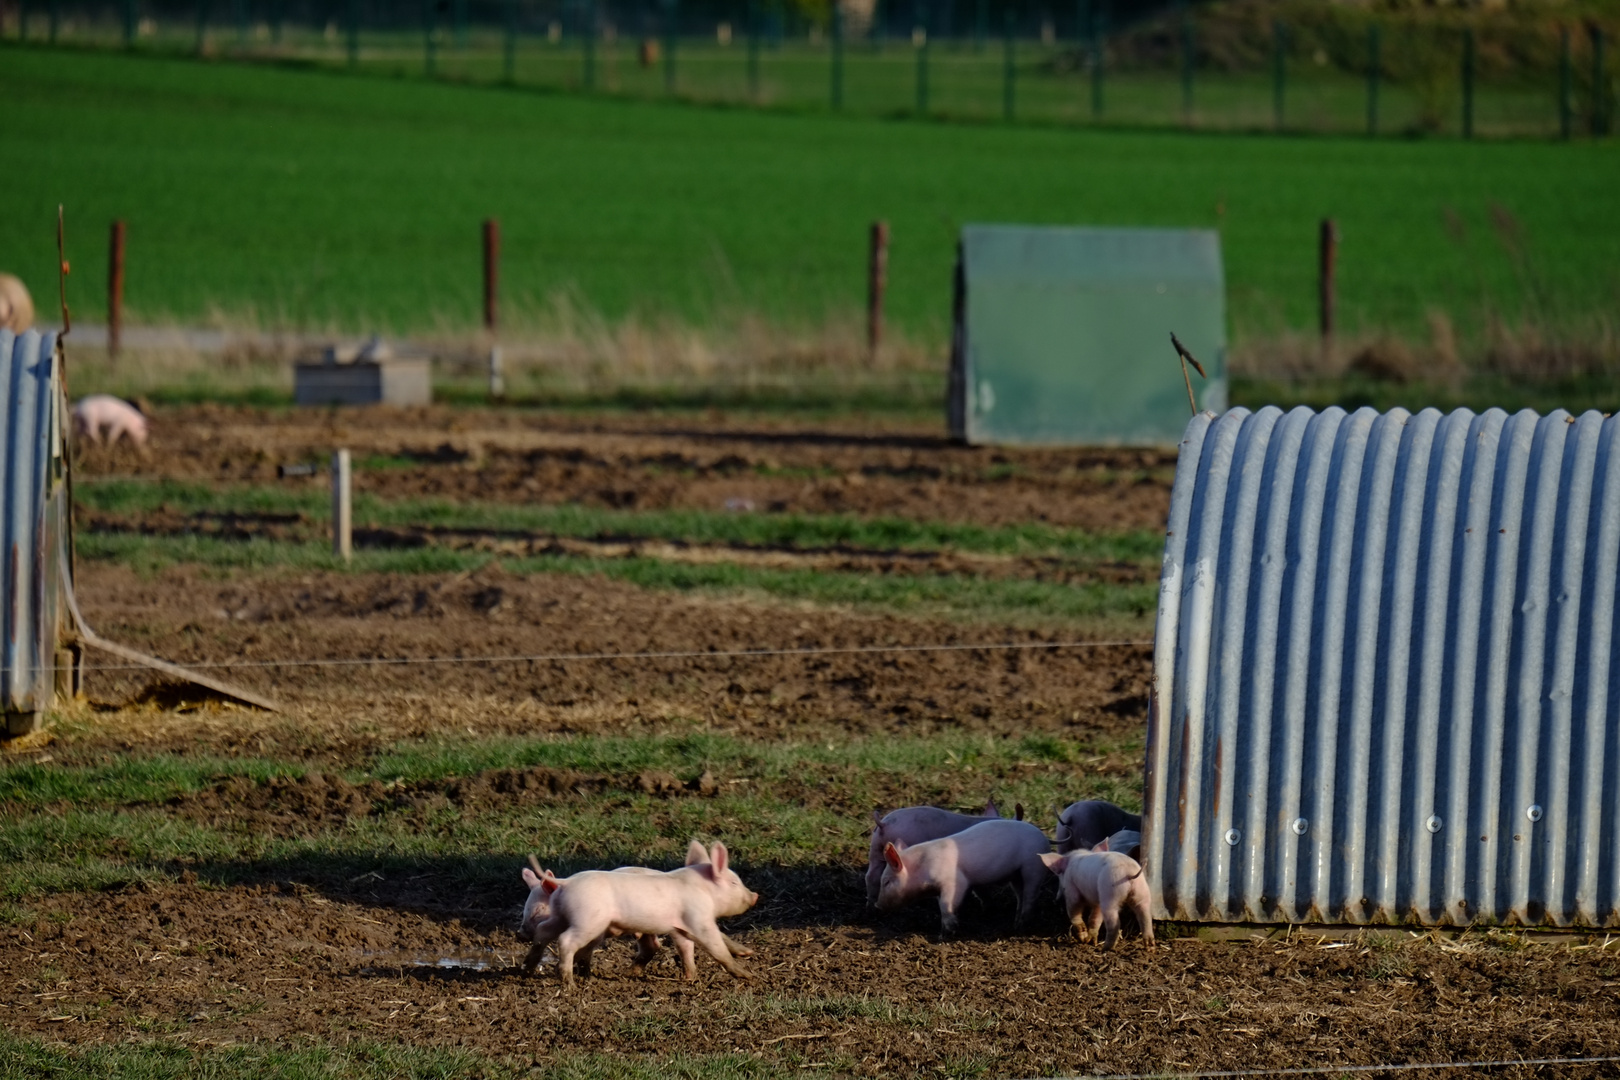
[6,407,1615,1077]
[75,404,1179,530]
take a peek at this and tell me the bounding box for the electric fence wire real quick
[1023,1054,1620,1080]
[72,637,1155,673]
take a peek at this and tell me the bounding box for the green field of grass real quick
[5,45,1617,348]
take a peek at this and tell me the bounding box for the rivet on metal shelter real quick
[1,328,76,735]
[1147,405,1620,929]
[947,225,1227,447]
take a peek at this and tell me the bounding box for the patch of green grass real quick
[0,730,1141,897]
[0,755,289,808]
[74,531,1160,625]
[0,1034,523,1080]
[5,48,1616,347]
[2,729,1141,812]
[75,476,1166,564]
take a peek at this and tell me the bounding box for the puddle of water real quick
[354,947,538,974]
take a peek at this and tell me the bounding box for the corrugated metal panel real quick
[1146,405,1620,928]
[949,225,1227,447]
[0,328,70,720]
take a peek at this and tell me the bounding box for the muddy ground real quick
[8,409,1615,1076]
[65,562,1153,764]
[76,404,1178,531]
[6,878,1620,1078]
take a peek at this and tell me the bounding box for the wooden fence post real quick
[1319,218,1338,349]
[108,220,126,362]
[332,449,352,563]
[868,220,889,357]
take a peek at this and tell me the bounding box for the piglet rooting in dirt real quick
[521,840,758,989]
[72,394,148,449]
[866,797,1011,907]
[874,818,1051,936]
[1041,849,1154,951]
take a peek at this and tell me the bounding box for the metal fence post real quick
[454,0,467,48]
[271,0,281,43]
[583,0,596,89]
[914,0,928,117]
[194,0,208,55]
[347,0,359,67]
[108,220,126,362]
[425,0,437,75]
[234,0,245,45]
[831,0,844,110]
[332,450,352,563]
[1560,25,1572,140]
[1367,21,1380,136]
[975,0,986,54]
[503,0,516,81]
[1003,9,1015,122]
[747,0,760,102]
[1090,2,1104,119]
[49,0,59,43]
[1594,26,1608,136]
[665,0,678,94]
[1272,19,1286,131]
[1462,26,1475,138]
[121,0,134,47]
[1179,0,1193,126]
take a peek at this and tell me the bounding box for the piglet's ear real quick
[884,842,904,871]
[522,868,542,889]
[710,843,729,875]
[1039,852,1066,874]
[541,872,561,896]
[686,839,709,866]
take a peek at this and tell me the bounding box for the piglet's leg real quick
[631,934,662,974]
[1084,903,1105,948]
[937,871,971,937]
[681,923,753,979]
[573,933,606,977]
[522,916,564,973]
[671,932,700,980]
[722,932,753,958]
[1014,864,1046,928]
[554,925,603,989]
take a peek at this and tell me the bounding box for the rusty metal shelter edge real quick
[1146,405,1620,929]
[1,327,277,729]
[1,328,71,733]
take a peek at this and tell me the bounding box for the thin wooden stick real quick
[1170,332,1207,416]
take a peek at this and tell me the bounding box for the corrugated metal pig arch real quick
[1146,405,1620,930]
[1,328,74,735]
[1,328,277,740]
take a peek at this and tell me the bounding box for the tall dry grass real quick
[58,301,944,410]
